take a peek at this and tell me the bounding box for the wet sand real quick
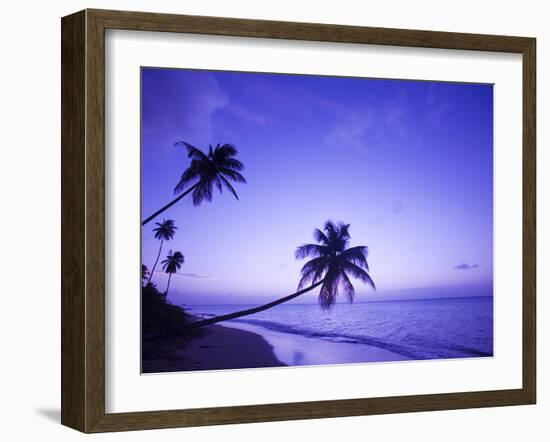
[142,323,285,373]
[221,321,410,367]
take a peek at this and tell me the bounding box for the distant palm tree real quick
[141,264,149,286]
[191,221,375,328]
[142,142,246,225]
[161,250,185,296]
[147,219,177,286]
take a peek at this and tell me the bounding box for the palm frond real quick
[192,180,214,206]
[295,220,375,309]
[341,261,376,290]
[161,250,185,273]
[214,176,223,194]
[295,243,329,260]
[153,219,177,241]
[313,228,330,246]
[161,250,174,270]
[297,256,329,289]
[324,220,337,240]
[175,141,209,161]
[219,168,247,183]
[170,141,246,206]
[221,158,244,171]
[215,143,238,158]
[338,222,351,241]
[172,251,185,265]
[319,269,339,310]
[219,175,239,200]
[339,271,355,302]
[339,246,369,270]
[174,160,203,194]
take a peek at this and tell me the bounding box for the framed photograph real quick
[61,9,536,433]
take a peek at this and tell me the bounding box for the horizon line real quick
[181,294,494,308]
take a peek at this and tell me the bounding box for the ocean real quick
[188,296,493,366]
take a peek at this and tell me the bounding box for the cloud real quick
[325,92,410,155]
[224,104,271,124]
[140,69,230,203]
[141,69,229,150]
[325,109,373,154]
[180,273,219,280]
[453,263,479,270]
[152,270,218,280]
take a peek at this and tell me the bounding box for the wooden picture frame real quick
[61,8,536,433]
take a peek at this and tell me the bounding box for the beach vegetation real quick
[161,250,185,296]
[142,283,188,340]
[142,142,246,225]
[146,219,177,286]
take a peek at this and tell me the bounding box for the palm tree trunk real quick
[146,239,163,285]
[142,182,199,225]
[189,279,324,329]
[165,273,172,295]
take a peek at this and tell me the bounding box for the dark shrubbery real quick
[142,284,188,340]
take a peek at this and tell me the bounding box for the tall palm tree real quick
[190,221,375,328]
[147,219,177,286]
[142,142,246,225]
[161,250,185,296]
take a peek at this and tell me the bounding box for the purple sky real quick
[141,68,493,306]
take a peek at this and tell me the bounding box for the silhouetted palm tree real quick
[141,264,149,286]
[142,142,246,225]
[161,250,185,296]
[191,221,375,328]
[147,219,177,286]
[295,220,375,309]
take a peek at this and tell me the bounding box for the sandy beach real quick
[143,315,410,374]
[221,321,410,366]
[142,295,493,373]
[142,322,285,373]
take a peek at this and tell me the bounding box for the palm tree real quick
[142,142,246,225]
[147,219,177,286]
[190,220,375,328]
[141,264,149,286]
[161,250,185,296]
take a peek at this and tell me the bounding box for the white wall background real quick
[0,1,546,440]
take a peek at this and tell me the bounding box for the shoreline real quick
[142,321,285,373]
[142,314,410,373]
[221,320,410,366]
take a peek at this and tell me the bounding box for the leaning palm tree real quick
[142,142,246,225]
[190,220,375,328]
[161,250,185,296]
[146,219,177,286]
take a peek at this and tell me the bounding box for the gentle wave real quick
[193,296,494,361]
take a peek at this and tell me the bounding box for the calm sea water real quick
[190,297,493,360]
